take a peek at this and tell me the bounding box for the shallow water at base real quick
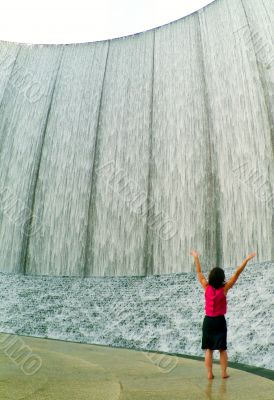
[0,261,273,371]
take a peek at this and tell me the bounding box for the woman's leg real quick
[219,349,229,378]
[205,349,214,379]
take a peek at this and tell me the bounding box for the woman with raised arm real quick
[190,250,256,380]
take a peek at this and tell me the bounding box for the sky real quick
[0,0,216,44]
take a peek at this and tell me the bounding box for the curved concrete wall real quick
[0,0,273,276]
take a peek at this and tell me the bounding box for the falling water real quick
[0,0,273,277]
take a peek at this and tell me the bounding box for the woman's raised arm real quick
[224,252,256,292]
[190,250,208,289]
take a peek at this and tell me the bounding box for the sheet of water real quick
[0,0,273,277]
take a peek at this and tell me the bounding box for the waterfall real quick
[0,0,273,277]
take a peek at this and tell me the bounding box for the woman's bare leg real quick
[219,349,229,378]
[205,349,214,379]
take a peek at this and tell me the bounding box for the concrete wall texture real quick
[0,0,273,276]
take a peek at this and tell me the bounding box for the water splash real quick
[0,261,273,370]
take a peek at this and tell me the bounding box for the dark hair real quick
[208,267,226,289]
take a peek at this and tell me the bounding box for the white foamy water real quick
[0,261,273,370]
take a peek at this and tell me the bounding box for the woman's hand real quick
[190,250,199,258]
[246,252,256,261]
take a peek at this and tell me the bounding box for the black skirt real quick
[201,315,227,350]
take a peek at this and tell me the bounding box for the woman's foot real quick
[208,372,214,379]
[222,374,230,379]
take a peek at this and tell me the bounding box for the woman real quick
[190,250,256,380]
